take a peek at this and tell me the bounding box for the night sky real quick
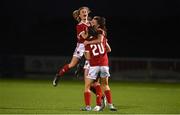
[1,0,180,58]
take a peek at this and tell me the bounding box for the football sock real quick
[84,92,91,106]
[95,85,102,106]
[59,64,69,76]
[104,90,112,104]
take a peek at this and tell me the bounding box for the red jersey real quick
[85,34,109,66]
[76,21,89,43]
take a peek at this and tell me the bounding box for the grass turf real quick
[0,78,180,114]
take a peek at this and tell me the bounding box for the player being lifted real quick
[52,7,107,110]
[53,7,100,85]
[82,16,117,111]
[52,7,90,81]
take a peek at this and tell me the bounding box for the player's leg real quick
[85,70,104,110]
[58,43,84,76]
[90,77,107,109]
[81,66,95,111]
[91,81,103,107]
[101,77,117,111]
[53,44,84,86]
[101,92,107,109]
[81,77,92,111]
[100,66,117,111]
[84,65,105,108]
[59,56,79,76]
[86,66,103,111]
[83,60,98,96]
[94,78,107,108]
[93,81,107,110]
[52,56,79,86]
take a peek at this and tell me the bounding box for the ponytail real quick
[72,10,80,22]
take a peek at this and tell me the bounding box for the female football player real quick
[82,16,117,111]
[53,7,92,85]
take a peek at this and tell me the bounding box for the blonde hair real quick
[73,10,80,22]
[72,6,91,22]
[78,6,91,14]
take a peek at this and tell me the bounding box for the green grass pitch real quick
[0,77,180,114]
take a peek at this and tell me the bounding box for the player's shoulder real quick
[76,23,85,29]
[78,21,90,26]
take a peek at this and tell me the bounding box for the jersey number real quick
[90,43,105,56]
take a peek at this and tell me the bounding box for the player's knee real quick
[102,80,109,86]
[84,87,91,92]
[104,85,110,90]
[102,83,110,91]
[68,62,76,68]
[84,84,91,92]
[69,57,79,68]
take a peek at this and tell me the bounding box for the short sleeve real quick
[77,25,86,37]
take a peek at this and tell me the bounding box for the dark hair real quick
[93,16,107,35]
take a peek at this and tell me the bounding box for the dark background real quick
[1,0,180,58]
